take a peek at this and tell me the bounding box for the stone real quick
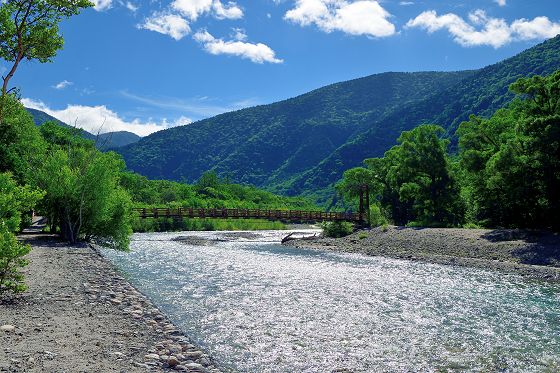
[184,362,206,372]
[168,345,182,354]
[167,356,179,367]
[184,351,203,359]
[0,325,15,333]
[144,354,160,360]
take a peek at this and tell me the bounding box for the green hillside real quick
[117,35,560,206]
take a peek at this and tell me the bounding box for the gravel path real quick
[0,235,224,373]
[284,227,560,282]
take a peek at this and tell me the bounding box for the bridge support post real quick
[358,185,371,228]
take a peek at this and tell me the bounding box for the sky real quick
[4,0,560,136]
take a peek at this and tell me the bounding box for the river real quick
[101,230,560,372]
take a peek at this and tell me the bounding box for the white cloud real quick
[511,17,560,40]
[213,0,243,19]
[494,0,506,6]
[124,1,138,12]
[171,0,242,21]
[193,30,283,64]
[406,9,560,48]
[22,98,189,137]
[139,12,191,40]
[91,0,113,11]
[399,1,414,5]
[53,80,73,90]
[284,0,396,38]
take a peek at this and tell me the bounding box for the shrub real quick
[369,204,388,227]
[0,225,31,295]
[321,221,354,238]
[358,232,368,240]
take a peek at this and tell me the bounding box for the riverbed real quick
[101,231,560,372]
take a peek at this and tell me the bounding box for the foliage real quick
[0,225,31,295]
[0,172,42,296]
[339,125,462,227]
[33,144,133,250]
[0,0,93,100]
[338,69,560,231]
[0,172,44,232]
[121,170,318,232]
[458,70,560,230]
[321,221,354,238]
[116,36,560,206]
[0,95,47,183]
[368,204,388,227]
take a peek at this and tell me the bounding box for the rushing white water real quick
[101,231,560,372]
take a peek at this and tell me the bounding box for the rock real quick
[144,353,160,360]
[184,351,203,359]
[0,325,15,333]
[168,356,180,367]
[168,344,182,354]
[184,362,206,372]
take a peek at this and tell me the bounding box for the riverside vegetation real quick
[337,70,560,231]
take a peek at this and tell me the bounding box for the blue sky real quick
[4,0,560,135]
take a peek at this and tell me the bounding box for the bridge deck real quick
[133,208,363,223]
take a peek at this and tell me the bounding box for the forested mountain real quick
[27,108,140,149]
[117,36,560,205]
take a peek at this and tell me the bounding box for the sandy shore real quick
[284,227,560,282]
[0,234,224,373]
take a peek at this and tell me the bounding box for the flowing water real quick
[101,231,560,372]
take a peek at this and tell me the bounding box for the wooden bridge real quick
[134,185,371,225]
[132,207,365,223]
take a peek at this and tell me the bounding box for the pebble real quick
[167,356,179,367]
[144,353,160,360]
[0,325,15,333]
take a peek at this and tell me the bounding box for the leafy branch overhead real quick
[0,0,93,97]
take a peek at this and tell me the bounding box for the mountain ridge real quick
[116,35,560,205]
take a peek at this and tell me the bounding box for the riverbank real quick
[284,226,560,282]
[0,234,224,373]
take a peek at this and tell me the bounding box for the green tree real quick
[0,172,43,296]
[34,143,133,250]
[0,95,46,183]
[458,70,560,229]
[0,0,93,100]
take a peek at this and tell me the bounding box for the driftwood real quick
[281,232,319,244]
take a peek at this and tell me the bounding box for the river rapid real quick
[101,230,560,372]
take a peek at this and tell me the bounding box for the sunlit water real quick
[101,231,560,372]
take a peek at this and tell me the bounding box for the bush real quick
[0,225,31,295]
[321,221,354,238]
[369,204,388,227]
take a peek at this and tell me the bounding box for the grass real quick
[132,217,287,232]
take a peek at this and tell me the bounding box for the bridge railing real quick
[132,207,363,223]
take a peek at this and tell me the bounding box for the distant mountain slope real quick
[118,71,472,180]
[117,35,560,205]
[27,108,140,149]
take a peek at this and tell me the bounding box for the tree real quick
[0,172,43,296]
[0,95,46,183]
[34,145,133,250]
[458,70,560,229]
[0,0,93,120]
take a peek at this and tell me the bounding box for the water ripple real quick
[102,231,560,372]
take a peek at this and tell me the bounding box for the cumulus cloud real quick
[171,0,242,21]
[91,0,113,11]
[22,98,190,137]
[139,12,191,40]
[53,80,73,90]
[284,0,396,38]
[406,9,560,48]
[494,0,506,6]
[193,30,283,64]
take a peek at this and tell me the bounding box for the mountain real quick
[27,108,141,149]
[117,35,560,205]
